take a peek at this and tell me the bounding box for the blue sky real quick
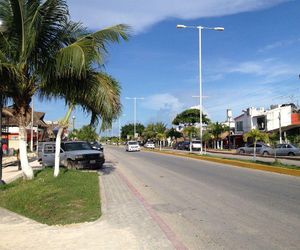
[36,0,300,135]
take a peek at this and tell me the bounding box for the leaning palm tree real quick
[42,72,121,177]
[0,0,129,179]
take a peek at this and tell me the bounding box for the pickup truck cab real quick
[41,141,105,169]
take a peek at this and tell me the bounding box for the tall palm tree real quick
[0,0,129,179]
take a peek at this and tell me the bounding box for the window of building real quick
[257,116,266,130]
[236,121,243,131]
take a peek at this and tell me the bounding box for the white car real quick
[144,142,155,149]
[192,140,202,151]
[126,141,140,152]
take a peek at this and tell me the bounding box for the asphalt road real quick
[106,146,300,250]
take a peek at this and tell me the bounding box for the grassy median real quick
[0,168,101,225]
[145,149,300,177]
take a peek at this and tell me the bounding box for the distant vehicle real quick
[144,141,155,149]
[237,142,272,156]
[89,141,103,151]
[275,143,300,156]
[176,141,190,150]
[191,140,202,151]
[41,141,105,169]
[126,141,141,152]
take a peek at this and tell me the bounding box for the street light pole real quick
[176,24,224,154]
[126,97,144,139]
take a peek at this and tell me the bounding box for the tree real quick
[0,0,129,179]
[165,128,182,140]
[121,123,145,139]
[268,132,279,162]
[172,109,210,125]
[183,126,198,152]
[202,131,213,151]
[243,129,269,161]
[143,122,167,141]
[70,125,99,142]
[209,122,229,149]
[156,132,166,151]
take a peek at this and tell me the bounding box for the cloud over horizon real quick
[69,0,289,32]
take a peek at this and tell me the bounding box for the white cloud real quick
[141,93,185,124]
[220,58,298,81]
[259,38,300,53]
[69,0,289,32]
[142,93,184,112]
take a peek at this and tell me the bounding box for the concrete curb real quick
[144,149,300,177]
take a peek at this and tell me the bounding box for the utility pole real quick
[279,111,282,144]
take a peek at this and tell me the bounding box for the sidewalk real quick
[0,157,175,249]
[2,154,41,183]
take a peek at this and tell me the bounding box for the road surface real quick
[106,146,300,249]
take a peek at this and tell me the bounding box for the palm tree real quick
[243,129,269,161]
[49,73,121,177]
[183,126,198,152]
[209,122,228,149]
[0,0,129,179]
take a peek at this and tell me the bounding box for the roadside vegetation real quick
[0,168,101,225]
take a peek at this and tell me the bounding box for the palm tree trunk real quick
[54,127,64,177]
[253,141,257,161]
[54,105,73,177]
[19,125,34,180]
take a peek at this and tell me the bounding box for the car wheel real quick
[262,151,269,156]
[288,152,295,156]
[67,160,76,169]
[239,149,245,154]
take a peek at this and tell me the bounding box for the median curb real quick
[143,149,300,177]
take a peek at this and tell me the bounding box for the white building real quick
[234,104,300,134]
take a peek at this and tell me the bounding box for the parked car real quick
[177,141,190,151]
[126,141,140,152]
[191,140,202,151]
[89,141,103,151]
[144,141,155,149]
[41,141,105,169]
[237,142,273,156]
[274,143,300,156]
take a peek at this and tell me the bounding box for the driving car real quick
[41,141,105,169]
[237,142,273,156]
[144,141,155,149]
[126,141,140,152]
[89,141,104,151]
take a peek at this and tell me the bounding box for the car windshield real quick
[128,141,138,145]
[64,142,93,151]
[193,141,201,143]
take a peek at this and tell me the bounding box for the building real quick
[1,107,48,150]
[233,103,300,147]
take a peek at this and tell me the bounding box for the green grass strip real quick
[0,168,101,225]
[144,149,300,177]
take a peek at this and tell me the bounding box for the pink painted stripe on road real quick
[117,170,188,250]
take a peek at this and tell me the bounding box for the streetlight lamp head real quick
[214,27,224,31]
[176,24,186,29]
